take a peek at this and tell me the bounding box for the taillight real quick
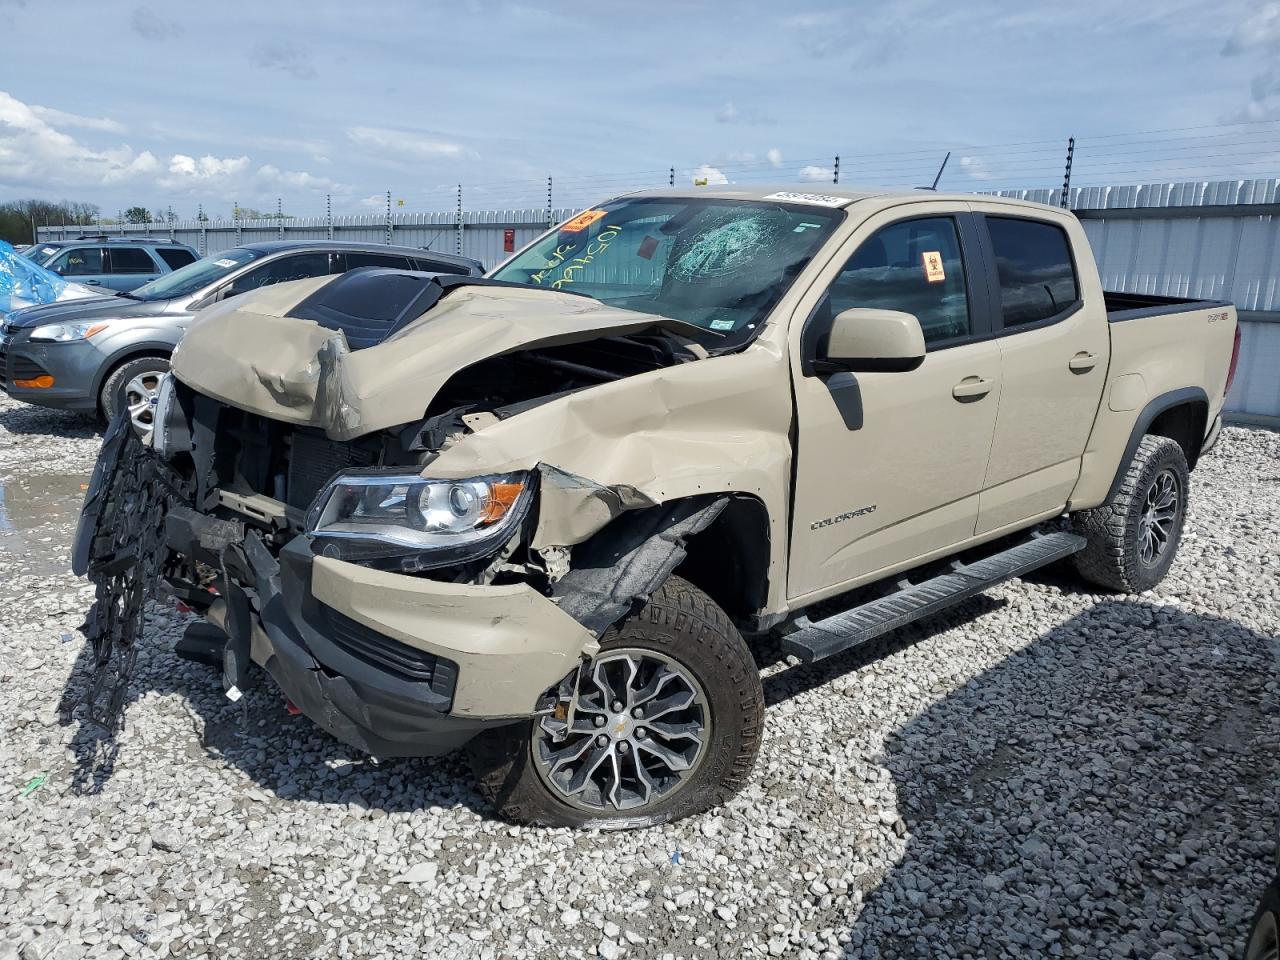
[1224,325,1242,397]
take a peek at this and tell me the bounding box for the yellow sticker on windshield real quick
[922,250,945,283]
[560,209,607,233]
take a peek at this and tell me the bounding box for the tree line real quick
[0,199,102,245]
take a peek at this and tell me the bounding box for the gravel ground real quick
[0,389,1277,960]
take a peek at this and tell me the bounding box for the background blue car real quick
[21,236,199,292]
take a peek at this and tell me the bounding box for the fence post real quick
[546,177,553,229]
[834,155,840,185]
[1061,136,1075,209]
[669,166,675,187]
[384,191,392,245]
[234,202,242,246]
[277,197,284,241]
[326,194,333,241]
[197,204,206,256]
[455,185,463,255]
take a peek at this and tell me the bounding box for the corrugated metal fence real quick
[38,179,1280,423]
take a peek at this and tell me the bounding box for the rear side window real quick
[986,217,1078,327]
[52,246,105,276]
[156,248,197,270]
[413,257,470,276]
[825,216,971,345]
[108,247,157,273]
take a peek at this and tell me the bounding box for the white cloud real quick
[359,193,389,210]
[255,163,338,191]
[767,147,783,168]
[0,91,155,189]
[29,105,125,134]
[799,165,834,182]
[1222,3,1280,55]
[692,164,728,185]
[166,153,250,180]
[347,125,465,161]
[959,155,995,181]
[715,100,775,126]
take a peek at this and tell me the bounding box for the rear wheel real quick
[100,355,169,442]
[1245,880,1280,960]
[1072,434,1189,592]
[470,575,765,829]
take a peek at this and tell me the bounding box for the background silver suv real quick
[21,236,200,292]
[0,241,483,436]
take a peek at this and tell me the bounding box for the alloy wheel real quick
[123,370,166,443]
[1137,467,1180,566]
[532,649,710,813]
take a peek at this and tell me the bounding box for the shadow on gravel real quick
[56,606,487,814]
[839,601,1280,960]
[0,402,99,438]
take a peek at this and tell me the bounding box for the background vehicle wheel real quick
[1245,880,1280,960]
[470,575,765,829]
[100,355,170,442]
[1072,434,1190,592]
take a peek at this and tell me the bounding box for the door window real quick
[51,247,105,276]
[985,217,1078,327]
[342,251,412,270]
[108,247,158,273]
[226,252,333,297]
[826,217,970,344]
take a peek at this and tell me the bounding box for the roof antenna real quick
[917,151,951,191]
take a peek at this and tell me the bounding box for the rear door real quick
[970,207,1110,535]
[104,246,162,291]
[787,203,1003,600]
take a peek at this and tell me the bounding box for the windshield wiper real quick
[651,316,726,339]
[116,291,142,300]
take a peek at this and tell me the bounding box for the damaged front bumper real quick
[165,508,598,758]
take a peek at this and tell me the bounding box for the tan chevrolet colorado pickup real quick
[74,186,1241,828]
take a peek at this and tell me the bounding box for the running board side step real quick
[780,531,1086,664]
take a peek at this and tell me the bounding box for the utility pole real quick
[455,184,463,255]
[1061,136,1075,209]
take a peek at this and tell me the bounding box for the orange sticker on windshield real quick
[922,250,945,283]
[560,209,607,233]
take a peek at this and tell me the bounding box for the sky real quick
[2,0,1280,220]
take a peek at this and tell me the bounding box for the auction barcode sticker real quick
[763,191,850,207]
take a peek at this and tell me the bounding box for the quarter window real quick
[986,217,1078,327]
[343,251,412,270]
[825,217,970,344]
[156,248,197,270]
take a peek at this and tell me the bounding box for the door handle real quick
[82,279,102,285]
[1068,351,1098,373]
[952,376,994,401]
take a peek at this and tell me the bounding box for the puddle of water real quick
[0,471,91,578]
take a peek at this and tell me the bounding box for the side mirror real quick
[815,308,926,373]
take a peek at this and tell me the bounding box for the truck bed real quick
[1105,290,1231,323]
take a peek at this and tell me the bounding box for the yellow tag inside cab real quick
[561,209,607,233]
[922,251,945,283]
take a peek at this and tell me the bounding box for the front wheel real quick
[470,575,765,829]
[1072,434,1190,592]
[99,355,170,442]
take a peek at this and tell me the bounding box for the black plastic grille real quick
[11,356,48,381]
[319,603,458,697]
[286,430,377,510]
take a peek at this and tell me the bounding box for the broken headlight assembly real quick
[304,470,533,571]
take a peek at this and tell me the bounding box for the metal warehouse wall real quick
[38,179,1280,422]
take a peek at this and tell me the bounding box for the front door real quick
[788,206,1001,601]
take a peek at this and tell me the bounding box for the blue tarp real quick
[0,239,70,317]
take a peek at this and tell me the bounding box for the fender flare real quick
[1103,386,1208,505]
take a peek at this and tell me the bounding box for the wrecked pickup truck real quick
[74,187,1241,828]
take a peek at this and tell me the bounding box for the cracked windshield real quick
[490,197,842,337]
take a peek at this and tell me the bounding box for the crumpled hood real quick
[170,278,688,440]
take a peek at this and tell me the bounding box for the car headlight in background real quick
[28,320,112,342]
[305,470,533,570]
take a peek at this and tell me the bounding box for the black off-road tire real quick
[469,575,765,829]
[1245,879,1280,960]
[1072,434,1190,593]
[99,354,170,425]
